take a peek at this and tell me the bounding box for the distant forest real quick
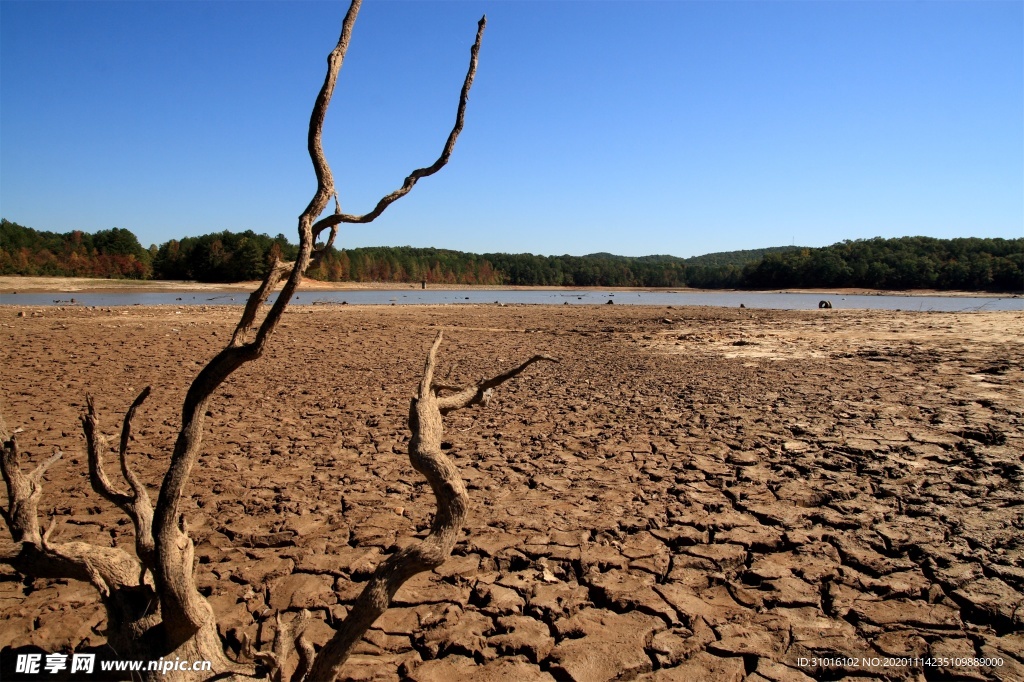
[2,219,1021,292]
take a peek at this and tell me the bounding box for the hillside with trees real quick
[0,219,153,279]
[2,219,1020,292]
[744,237,1022,292]
[304,246,503,285]
[152,231,298,283]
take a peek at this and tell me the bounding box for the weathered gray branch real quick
[83,389,156,580]
[1,427,160,657]
[310,14,486,236]
[151,1,366,645]
[303,332,555,681]
[4,2,490,677]
[1,435,61,545]
[436,352,559,413]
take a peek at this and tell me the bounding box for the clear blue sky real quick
[2,1,1021,258]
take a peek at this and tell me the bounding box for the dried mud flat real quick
[1,303,1022,681]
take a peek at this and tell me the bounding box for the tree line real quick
[1,219,153,279]
[743,237,1022,292]
[2,219,1020,292]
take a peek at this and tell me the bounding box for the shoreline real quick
[0,276,1017,298]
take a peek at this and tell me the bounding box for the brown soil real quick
[2,304,1022,681]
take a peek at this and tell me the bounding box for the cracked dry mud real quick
[2,303,1022,681]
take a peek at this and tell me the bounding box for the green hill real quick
[3,218,1020,292]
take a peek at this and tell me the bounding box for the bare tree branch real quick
[84,398,129,503]
[262,610,314,682]
[1,433,61,545]
[1,426,159,657]
[303,332,552,681]
[436,353,559,414]
[2,464,144,598]
[293,630,316,682]
[310,14,487,235]
[230,260,295,348]
[118,387,150,462]
[82,390,157,581]
[150,2,367,645]
[5,2,492,677]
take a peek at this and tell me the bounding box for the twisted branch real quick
[1,426,157,655]
[436,353,559,414]
[149,2,366,645]
[151,0,489,648]
[83,389,156,581]
[310,14,487,236]
[3,1,490,674]
[303,332,555,681]
[1,435,61,545]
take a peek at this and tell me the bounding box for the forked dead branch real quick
[0,2,556,680]
[306,332,557,681]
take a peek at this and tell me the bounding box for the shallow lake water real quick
[1,289,1020,312]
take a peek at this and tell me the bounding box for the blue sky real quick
[2,1,1021,258]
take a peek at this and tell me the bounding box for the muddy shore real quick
[2,303,1022,680]
[0,275,1014,298]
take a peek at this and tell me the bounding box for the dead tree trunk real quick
[0,2,525,680]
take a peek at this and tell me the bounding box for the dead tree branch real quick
[1,437,61,545]
[303,332,556,681]
[436,352,559,414]
[83,389,156,581]
[4,1,491,677]
[310,14,487,234]
[149,0,365,646]
[153,1,487,649]
[1,428,160,656]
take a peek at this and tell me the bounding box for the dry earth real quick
[1,303,1022,681]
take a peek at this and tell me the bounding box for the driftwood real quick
[0,3,554,681]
